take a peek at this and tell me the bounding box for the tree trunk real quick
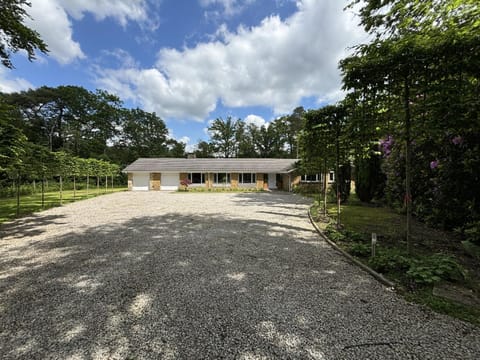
[59,175,63,205]
[73,176,76,200]
[105,175,107,193]
[404,76,413,254]
[336,131,341,229]
[16,176,20,217]
[323,158,328,217]
[86,174,89,196]
[97,176,100,194]
[41,177,45,209]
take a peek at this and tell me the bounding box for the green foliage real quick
[368,249,412,274]
[366,249,466,287]
[2,86,185,165]
[461,241,480,261]
[0,0,48,68]
[342,229,365,242]
[332,163,351,203]
[407,255,466,286]
[340,0,480,247]
[347,242,371,257]
[0,104,27,173]
[324,224,345,242]
[208,116,242,158]
[355,155,385,203]
[463,222,480,246]
[205,112,303,159]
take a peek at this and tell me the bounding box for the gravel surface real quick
[0,191,479,359]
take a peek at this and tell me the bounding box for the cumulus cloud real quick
[0,68,34,93]
[244,114,267,127]
[200,0,256,17]
[95,0,366,120]
[23,0,150,64]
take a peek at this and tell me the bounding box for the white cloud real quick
[200,0,256,17]
[167,131,194,152]
[23,0,150,65]
[0,68,34,93]
[25,0,84,64]
[95,0,366,120]
[244,114,267,127]
[58,0,148,26]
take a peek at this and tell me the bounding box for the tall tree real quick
[342,0,480,251]
[208,116,241,158]
[0,101,26,173]
[0,0,48,68]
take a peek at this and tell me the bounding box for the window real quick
[329,171,335,183]
[239,173,256,184]
[187,172,205,184]
[214,173,231,184]
[300,172,335,183]
[301,174,320,183]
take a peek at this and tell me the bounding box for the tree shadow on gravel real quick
[0,214,66,240]
[232,191,311,210]
[0,208,479,358]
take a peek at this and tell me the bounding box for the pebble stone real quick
[0,191,479,359]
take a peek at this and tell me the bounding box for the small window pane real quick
[190,173,204,183]
[329,171,335,182]
[214,173,230,184]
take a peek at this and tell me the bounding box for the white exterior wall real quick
[132,173,150,191]
[161,173,179,190]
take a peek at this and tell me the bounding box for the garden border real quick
[308,207,396,290]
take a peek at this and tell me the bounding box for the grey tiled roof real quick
[123,158,298,173]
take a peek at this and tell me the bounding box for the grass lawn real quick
[0,186,127,224]
[311,194,480,326]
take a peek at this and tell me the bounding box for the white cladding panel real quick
[161,173,179,190]
[132,173,149,191]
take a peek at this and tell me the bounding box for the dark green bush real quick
[332,163,351,203]
[355,155,385,203]
[347,243,371,257]
[407,255,466,285]
[368,249,411,274]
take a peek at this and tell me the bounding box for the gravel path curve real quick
[0,191,479,359]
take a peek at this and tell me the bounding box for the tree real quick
[208,116,241,158]
[341,0,480,252]
[194,141,215,158]
[300,105,351,222]
[347,0,480,39]
[0,101,27,173]
[0,0,48,68]
[277,106,305,157]
[23,143,55,208]
[117,108,170,162]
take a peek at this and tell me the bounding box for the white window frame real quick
[300,172,335,183]
[187,172,206,185]
[301,174,320,183]
[239,173,256,184]
[328,171,335,183]
[213,173,231,186]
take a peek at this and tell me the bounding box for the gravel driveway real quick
[0,191,479,359]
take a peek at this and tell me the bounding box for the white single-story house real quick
[123,158,300,191]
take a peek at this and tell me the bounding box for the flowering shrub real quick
[180,178,192,191]
[380,135,394,157]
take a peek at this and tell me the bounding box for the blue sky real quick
[1,0,366,152]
